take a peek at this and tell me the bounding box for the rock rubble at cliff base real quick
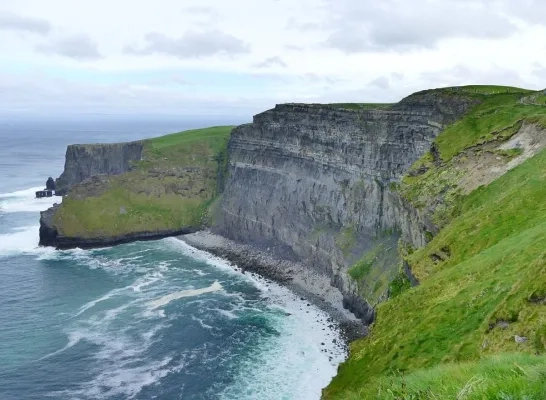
[178,231,367,342]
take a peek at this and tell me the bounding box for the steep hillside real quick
[40,126,233,248]
[324,87,546,399]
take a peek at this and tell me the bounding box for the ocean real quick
[0,119,345,400]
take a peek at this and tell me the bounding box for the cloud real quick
[420,65,527,89]
[184,6,217,16]
[284,44,304,51]
[0,12,51,35]
[286,18,322,32]
[501,0,546,25]
[36,34,102,60]
[125,30,251,59]
[322,0,518,53]
[254,56,287,68]
[369,76,390,89]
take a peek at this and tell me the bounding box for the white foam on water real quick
[0,186,60,213]
[191,315,214,330]
[0,225,56,258]
[0,186,63,258]
[171,240,348,400]
[73,287,129,318]
[218,285,347,400]
[38,330,84,361]
[163,237,270,291]
[147,280,223,310]
[0,186,45,199]
[47,290,175,400]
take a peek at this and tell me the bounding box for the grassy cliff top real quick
[53,126,234,239]
[324,87,546,399]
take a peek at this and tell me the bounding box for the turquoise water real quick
[0,121,345,400]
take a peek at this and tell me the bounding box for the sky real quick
[1,0,545,118]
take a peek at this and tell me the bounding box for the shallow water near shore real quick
[0,120,346,400]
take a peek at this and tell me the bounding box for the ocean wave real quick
[0,225,56,258]
[217,282,347,400]
[163,238,270,291]
[0,186,60,214]
[0,186,45,199]
[147,281,223,310]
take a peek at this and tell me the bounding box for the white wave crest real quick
[147,281,223,310]
[0,186,61,213]
[0,225,56,258]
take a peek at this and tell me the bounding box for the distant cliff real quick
[40,127,233,248]
[55,142,144,195]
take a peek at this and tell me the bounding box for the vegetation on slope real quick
[54,126,234,238]
[324,86,546,399]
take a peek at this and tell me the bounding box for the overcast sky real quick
[1,0,545,118]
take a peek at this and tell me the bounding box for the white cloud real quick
[125,30,250,59]
[0,11,51,35]
[254,56,287,68]
[0,0,544,116]
[36,34,102,60]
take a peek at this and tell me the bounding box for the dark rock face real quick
[216,96,476,319]
[45,177,56,191]
[39,204,60,247]
[55,141,144,195]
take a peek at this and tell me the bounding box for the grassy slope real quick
[54,126,233,238]
[324,87,546,399]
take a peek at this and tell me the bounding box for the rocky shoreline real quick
[178,231,367,343]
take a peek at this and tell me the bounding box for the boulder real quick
[46,177,56,191]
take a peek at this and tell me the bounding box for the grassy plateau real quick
[54,126,233,239]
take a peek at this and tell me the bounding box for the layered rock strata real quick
[215,96,475,320]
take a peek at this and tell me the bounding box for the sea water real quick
[0,119,345,400]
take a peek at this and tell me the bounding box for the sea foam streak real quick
[0,186,59,213]
[148,281,223,310]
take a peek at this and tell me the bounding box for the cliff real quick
[324,87,546,398]
[215,94,477,320]
[39,126,233,248]
[38,85,546,398]
[55,141,144,195]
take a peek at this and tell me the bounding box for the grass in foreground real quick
[54,126,234,238]
[324,148,546,397]
[344,353,546,400]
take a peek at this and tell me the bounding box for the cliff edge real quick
[55,141,144,195]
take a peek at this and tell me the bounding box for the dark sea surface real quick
[0,119,345,400]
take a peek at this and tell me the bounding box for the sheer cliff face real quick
[55,142,144,194]
[217,101,473,320]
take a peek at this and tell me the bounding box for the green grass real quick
[442,85,533,95]
[324,149,546,399]
[349,254,376,282]
[342,353,546,400]
[148,125,234,152]
[435,93,546,161]
[54,126,234,238]
[336,225,358,255]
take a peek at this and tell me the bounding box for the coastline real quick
[178,230,367,342]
